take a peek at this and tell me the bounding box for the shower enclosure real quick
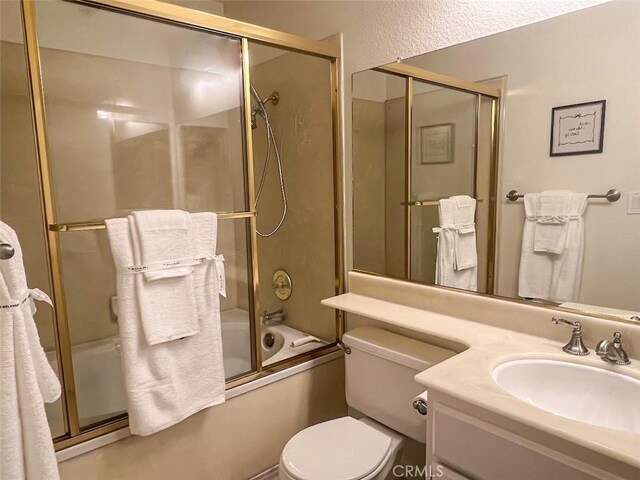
[0,0,343,449]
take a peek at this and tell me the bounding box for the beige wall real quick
[407,1,640,311]
[250,47,337,342]
[59,357,347,480]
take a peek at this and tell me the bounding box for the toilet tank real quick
[343,327,456,443]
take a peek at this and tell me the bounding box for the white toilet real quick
[279,327,456,480]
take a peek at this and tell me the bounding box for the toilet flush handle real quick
[412,399,428,416]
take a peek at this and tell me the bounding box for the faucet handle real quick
[552,317,582,333]
[552,317,589,356]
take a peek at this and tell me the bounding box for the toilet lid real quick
[281,417,392,480]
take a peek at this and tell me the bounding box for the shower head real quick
[250,84,279,129]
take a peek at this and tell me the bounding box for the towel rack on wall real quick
[506,189,621,203]
[49,211,257,233]
[0,243,15,259]
[401,198,484,207]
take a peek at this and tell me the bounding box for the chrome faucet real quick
[551,317,589,355]
[262,308,287,325]
[596,332,630,365]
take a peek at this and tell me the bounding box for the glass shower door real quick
[32,0,255,433]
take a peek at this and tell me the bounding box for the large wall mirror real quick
[352,1,640,324]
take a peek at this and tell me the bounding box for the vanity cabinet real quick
[426,391,637,480]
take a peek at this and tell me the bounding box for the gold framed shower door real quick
[19,0,344,450]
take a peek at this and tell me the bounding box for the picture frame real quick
[420,123,454,164]
[550,100,606,156]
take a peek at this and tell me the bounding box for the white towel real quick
[451,195,478,270]
[129,210,199,346]
[290,335,321,348]
[105,212,225,436]
[533,192,571,254]
[0,221,61,480]
[433,196,477,291]
[518,191,588,302]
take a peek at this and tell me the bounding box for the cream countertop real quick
[322,276,640,472]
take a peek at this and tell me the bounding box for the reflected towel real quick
[452,195,478,271]
[518,191,588,302]
[434,196,477,291]
[106,213,225,436]
[533,193,571,254]
[0,221,61,480]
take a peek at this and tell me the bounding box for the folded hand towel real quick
[105,212,225,436]
[451,195,478,271]
[519,192,588,302]
[533,192,571,254]
[0,221,61,480]
[132,210,194,281]
[129,210,199,345]
[434,196,478,291]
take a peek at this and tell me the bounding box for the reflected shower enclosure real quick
[352,66,499,293]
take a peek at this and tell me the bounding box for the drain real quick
[263,332,276,348]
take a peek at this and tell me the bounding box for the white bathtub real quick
[262,323,327,366]
[44,309,324,434]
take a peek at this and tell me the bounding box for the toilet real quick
[279,327,456,480]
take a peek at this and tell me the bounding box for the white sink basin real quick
[492,359,640,434]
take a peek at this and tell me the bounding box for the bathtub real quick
[262,323,327,366]
[44,309,324,434]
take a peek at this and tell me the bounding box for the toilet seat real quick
[280,417,395,480]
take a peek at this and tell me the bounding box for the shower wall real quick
[250,47,337,342]
[36,46,250,347]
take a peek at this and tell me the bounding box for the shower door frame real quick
[373,62,501,290]
[20,0,344,450]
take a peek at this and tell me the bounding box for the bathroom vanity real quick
[324,272,640,480]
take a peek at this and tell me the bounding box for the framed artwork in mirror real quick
[420,123,454,164]
[550,100,606,156]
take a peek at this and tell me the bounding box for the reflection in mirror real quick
[352,1,640,323]
[353,68,499,294]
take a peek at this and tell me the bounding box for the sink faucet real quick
[262,308,287,325]
[596,332,630,365]
[551,317,589,356]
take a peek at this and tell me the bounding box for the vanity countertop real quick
[322,289,640,472]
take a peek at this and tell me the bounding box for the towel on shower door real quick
[518,191,588,302]
[106,212,225,436]
[433,195,478,291]
[130,210,199,345]
[0,221,61,480]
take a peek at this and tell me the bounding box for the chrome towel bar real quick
[506,189,621,202]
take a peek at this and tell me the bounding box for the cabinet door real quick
[430,403,621,480]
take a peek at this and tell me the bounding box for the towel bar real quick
[401,198,484,207]
[506,189,621,202]
[50,211,257,232]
